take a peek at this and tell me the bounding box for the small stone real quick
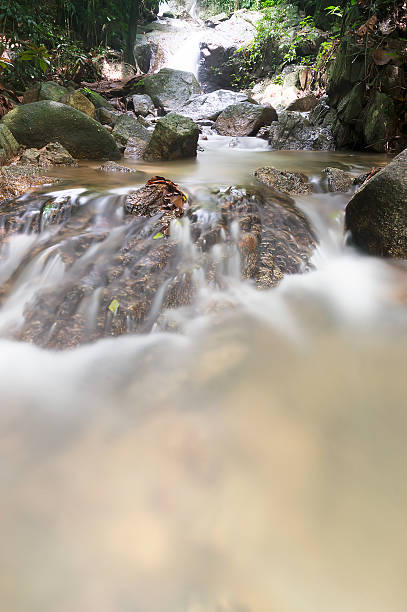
[321,167,353,192]
[252,166,312,195]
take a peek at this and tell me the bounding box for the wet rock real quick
[252,167,312,195]
[178,89,252,122]
[112,114,152,147]
[97,161,139,173]
[0,124,19,164]
[321,167,353,192]
[0,164,60,201]
[134,38,157,74]
[19,142,78,167]
[345,148,407,258]
[214,102,277,137]
[80,88,115,110]
[268,111,335,151]
[143,113,199,161]
[66,90,96,118]
[363,91,396,153]
[124,136,152,159]
[286,93,319,112]
[1,101,121,160]
[131,94,155,116]
[134,68,201,112]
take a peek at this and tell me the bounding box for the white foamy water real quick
[1,148,406,612]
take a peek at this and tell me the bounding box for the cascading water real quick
[1,146,407,612]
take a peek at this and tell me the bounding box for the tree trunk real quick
[125,0,139,67]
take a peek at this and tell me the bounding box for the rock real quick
[1,101,121,160]
[321,167,353,192]
[143,113,199,161]
[134,38,156,73]
[337,83,364,126]
[252,167,312,195]
[97,161,139,173]
[96,107,119,126]
[345,148,407,258]
[112,114,152,147]
[19,142,78,167]
[178,89,252,122]
[0,164,60,201]
[66,90,96,118]
[0,124,19,164]
[124,136,152,159]
[268,111,335,151]
[363,91,396,153]
[253,82,300,109]
[327,39,368,105]
[286,93,319,112]
[80,88,114,110]
[204,12,229,27]
[214,102,277,137]
[38,82,69,103]
[135,68,201,111]
[131,94,155,116]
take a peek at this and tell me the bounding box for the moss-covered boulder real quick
[66,90,96,118]
[0,124,19,164]
[1,101,120,160]
[345,148,407,258]
[136,68,201,111]
[143,113,199,161]
[214,102,277,137]
[363,91,396,153]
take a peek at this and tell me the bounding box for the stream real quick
[1,10,407,612]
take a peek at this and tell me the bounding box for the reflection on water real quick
[1,147,406,612]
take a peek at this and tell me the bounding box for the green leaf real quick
[108,299,120,314]
[153,232,164,240]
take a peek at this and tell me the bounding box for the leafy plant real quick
[19,44,51,73]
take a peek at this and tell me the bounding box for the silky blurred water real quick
[1,146,406,612]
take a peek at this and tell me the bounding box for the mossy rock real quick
[80,88,114,110]
[66,90,96,118]
[143,113,199,161]
[363,92,396,153]
[38,82,69,102]
[112,114,152,147]
[135,68,201,111]
[0,124,19,164]
[345,148,407,257]
[1,101,120,160]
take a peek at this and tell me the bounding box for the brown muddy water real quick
[1,141,406,612]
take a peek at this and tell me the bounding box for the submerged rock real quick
[214,102,277,137]
[97,161,139,173]
[321,167,353,192]
[269,111,335,151]
[252,167,312,195]
[1,101,121,160]
[143,113,199,161]
[345,148,407,258]
[0,164,60,201]
[178,89,252,122]
[135,68,201,111]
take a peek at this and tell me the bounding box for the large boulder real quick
[178,89,252,122]
[143,113,199,161]
[1,101,121,160]
[112,114,152,147]
[345,148,407,258]
[135,68,201,111]
[214,102,277,136]
[269,111,335,151]
[0,124,19,164]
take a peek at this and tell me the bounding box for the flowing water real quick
[1,142,407,612]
